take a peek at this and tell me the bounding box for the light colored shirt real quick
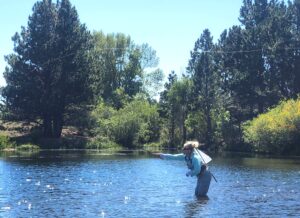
[160,152,202,177]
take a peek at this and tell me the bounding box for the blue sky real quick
[0,0,243,86]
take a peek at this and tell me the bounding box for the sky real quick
[0,0,243,86]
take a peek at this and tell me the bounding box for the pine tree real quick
[188,29,219,147]
[3,0,91,138]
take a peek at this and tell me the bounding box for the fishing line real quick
[199,46,300,54]
[21,45,300,68]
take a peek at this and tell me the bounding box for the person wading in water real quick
[155,141,213,198]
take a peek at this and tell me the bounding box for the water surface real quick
[0,150,299,217]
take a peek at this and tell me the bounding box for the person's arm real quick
[186,155,202,177]
[159,153,185,161]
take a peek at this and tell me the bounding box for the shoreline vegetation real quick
[0,120,160,152]
[1,0,300,156]
[1,95,299,156]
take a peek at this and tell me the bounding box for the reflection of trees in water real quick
[184,196,209,218]
[0,150,154,165]
[213,153,300,172]
[0,150,129,165]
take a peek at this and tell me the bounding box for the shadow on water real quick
[0,150,160,169]
[184,197,209,218]
[1,149,300,171]
[210,152,300,172]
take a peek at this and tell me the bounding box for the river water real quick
[0,150,299,217]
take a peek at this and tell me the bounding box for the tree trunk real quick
[168,103,176,147]
[43,115,53,137]
[205,104,212,147]
[53,115,63,138]
[294,57,300,95]
[182,108,187,143]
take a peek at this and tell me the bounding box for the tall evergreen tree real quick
[187,29,219,147]
[158,71,177,146]
[167,78,192,144]
[158,71,177,117]
[289,0,300,96]
[3,0,91,138]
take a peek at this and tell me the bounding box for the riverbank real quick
[0,120,163,151]
[0,121,93,150]
[1,120,299,156]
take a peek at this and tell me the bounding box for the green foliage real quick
[218,0,300,119]
[165,78,192,146]
[90,32,161,102]
[86,136,121,150]
[143,142,164,153]
[64,105,94,134]
[2,0,300,155]
[157,0,300,152]
[3,0,92,138]
[185,110,206,141]
[159,71,177,119]
[142,69,164,100]
[0,134,15,150]
[16,144,40,151]
[109,88,131,109]
[91,99,116,137]
[243,98,300,154]
[92,98,160,148]
[187,29,220,147]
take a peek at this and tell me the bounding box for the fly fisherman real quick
[155,141,213,198]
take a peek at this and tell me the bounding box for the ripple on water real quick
[1,152,300,217]
[100,210,105,218]
[1,206,11,211]
[124,196,130,204]
[45,184,54,190]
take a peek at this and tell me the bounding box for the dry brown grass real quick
[0,120,36,137]
[0,120,88,138]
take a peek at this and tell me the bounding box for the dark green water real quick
[0,150,299,217]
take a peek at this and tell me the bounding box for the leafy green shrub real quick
[0,134,15,150]
[17,144,40,151]
[157,125,170,147]
[90,99,116,136]
[92,98,160,148]
[86,136,121,150]
[243,98,300,154]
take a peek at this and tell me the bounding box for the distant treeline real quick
[0,0,300,154]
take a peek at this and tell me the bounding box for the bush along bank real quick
[243,97,300,155]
